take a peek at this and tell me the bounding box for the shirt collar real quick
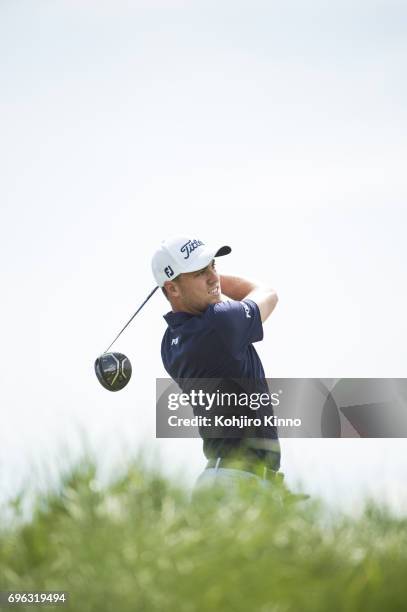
[163,310,196,329]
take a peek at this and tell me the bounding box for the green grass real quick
[1,454,406,612]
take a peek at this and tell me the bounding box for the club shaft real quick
[103,286,159,354]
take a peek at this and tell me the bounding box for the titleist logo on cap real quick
[180,239,204,260]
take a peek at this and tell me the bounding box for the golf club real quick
[95,286,159,391]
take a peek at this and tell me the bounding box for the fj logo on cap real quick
[180,239,204,260]
[165,265,175,278]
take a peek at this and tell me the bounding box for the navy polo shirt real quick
[161,299,281,470]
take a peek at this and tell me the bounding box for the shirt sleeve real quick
[205,298,264,358]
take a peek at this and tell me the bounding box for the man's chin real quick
[209,294,222,304]
[197,294,221,312]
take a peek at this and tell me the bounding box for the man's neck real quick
[170,300,202,316]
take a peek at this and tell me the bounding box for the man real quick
[152,235,281,489]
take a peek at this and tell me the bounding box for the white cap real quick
[151,236,231,287]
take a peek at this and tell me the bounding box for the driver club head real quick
[95,352,132,392]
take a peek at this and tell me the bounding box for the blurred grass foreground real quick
[1,455,407,612]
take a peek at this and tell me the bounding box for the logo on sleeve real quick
[171,337,179,346]
[242,302,251,319]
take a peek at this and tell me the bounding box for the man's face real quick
[169,259,221,314]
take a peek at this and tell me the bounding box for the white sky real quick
[1,0,406,513]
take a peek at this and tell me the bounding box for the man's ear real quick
[164,279,180,298]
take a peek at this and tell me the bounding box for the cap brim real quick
[215,245,231,257]
[182,244,231,274]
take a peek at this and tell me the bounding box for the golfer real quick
[152,235,281,490]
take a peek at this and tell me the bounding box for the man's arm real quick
[220,275,278,323]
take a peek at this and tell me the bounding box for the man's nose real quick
[207,267,219,282]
